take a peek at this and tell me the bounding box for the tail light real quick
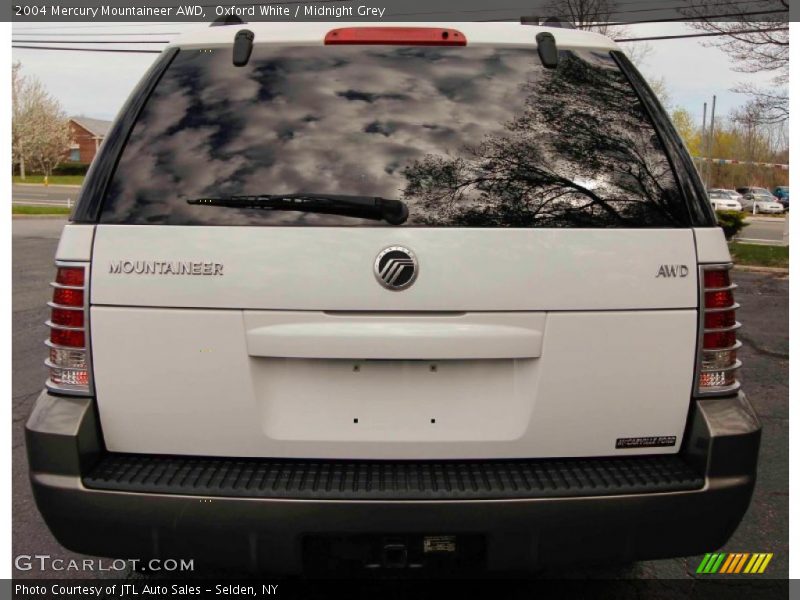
[46,263,92,395]
[694,264,741,396]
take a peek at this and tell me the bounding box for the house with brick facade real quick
[67,116,112,164]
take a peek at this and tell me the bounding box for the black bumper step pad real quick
[84,453,704,500]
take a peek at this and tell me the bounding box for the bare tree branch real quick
[683,0,788,122]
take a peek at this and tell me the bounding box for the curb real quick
[733,265,789,275]
[12,214,70,219]
[743,216,787,223]
[13,183,82,189]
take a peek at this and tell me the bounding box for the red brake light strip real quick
[325,27,467,46]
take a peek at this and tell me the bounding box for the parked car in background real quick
[708,190,742,212]
[772,186,789,210]
[709,188,745,201]
[736,187,785,214]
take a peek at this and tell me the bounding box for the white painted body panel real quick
[92,227,697,311]
[55,224,95,261]
[91,306,696,458]
[244,312,546,360]
[85,225,702,459]
[693,227,732,264]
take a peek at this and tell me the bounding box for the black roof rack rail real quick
[520,16,576,29]
[211,15,246,27]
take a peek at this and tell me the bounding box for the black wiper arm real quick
[187,193,409,225]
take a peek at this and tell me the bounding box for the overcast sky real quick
[11,21,778,125]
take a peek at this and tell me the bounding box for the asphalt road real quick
[11,218,788,581]
[738,216,789,245]
[12,183,80,207]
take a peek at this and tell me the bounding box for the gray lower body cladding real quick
[25,391,760,573]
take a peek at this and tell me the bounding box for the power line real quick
[12,22,195,31]
[392,0,780,19]
[587,8,787,28]
[614,26,788,42]
[13,39,170,43]
[12,45,162,53]
[10,31,182,36]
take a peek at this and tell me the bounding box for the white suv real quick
[27,22,760,574]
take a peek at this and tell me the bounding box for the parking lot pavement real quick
[740,216,789,245]
[11,218,789,580]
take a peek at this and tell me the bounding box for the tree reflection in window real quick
[402,51,685,228]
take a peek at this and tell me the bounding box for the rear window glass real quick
[100,45,689,227]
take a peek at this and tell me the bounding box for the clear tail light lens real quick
[695,264,741,396]
[46,263,91,395]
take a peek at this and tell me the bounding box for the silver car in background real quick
[707,190,742,212]
[737,187,785,214]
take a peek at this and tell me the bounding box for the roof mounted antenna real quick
[233,29,254,66]
[535,31,559,69]
[211,14,246,26]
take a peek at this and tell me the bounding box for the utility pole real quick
[706,95,717,189]
[701,102,707,185]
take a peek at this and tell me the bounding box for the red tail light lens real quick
[695,264,741,396]
[704,310,736,330]
[56,267,85,287]
[705,289,734,309]
[50,327,85,348]
[703,269,730,289]
[51,308,84,328]
[53,287,84,307]
[47,263,91,394]
[703,330,737,349]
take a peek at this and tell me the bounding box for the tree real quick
[668,99,788,189]
[684,0,789,123]
[671,108,701,156]
[542,0,652,64]
[648,78,672,109]
[11,62,71,180]
[403,52,687,228]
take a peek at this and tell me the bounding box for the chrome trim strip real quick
[49,282,85,291]
[45,339,89,352]
[45,359,88,372]
[704,302,740,314]
[45,380,91,397]
[47,302,84,312]
[696,381,741,397]
[703,283,738,293]
[701,341,743,354]
[703,322,742,334]
[45,321,85,332]
[700,359,742,374]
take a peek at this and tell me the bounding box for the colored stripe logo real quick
[696,553,773,574]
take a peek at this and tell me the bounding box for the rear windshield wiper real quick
[187,193,409,225]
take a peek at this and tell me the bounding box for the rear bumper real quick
[26,391,760,573]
